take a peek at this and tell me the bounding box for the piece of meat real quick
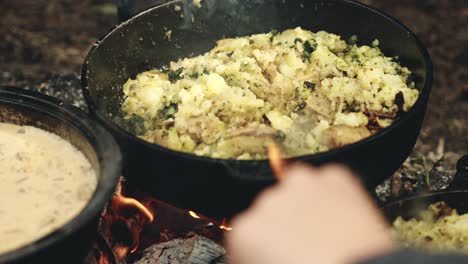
[298,71,321,88]
[322,125,371,149]
[306,92,334,120]
[367,110,397,119]
[214,136,269,159]
[225,125,276,139]
[160,119,175,129]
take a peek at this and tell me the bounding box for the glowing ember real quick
[189,211,201,219]
[268,143,286,180]
[98,255,110,264]
[188,210,232,231]
[114,245,130,260]
[98,177,228,263]
[219,218,232,231]
[219,225,232,231]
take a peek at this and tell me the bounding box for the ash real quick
[375,139,461,203]
[1,72,87,111]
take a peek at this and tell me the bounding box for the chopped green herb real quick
[168,68,184,82]
[304,81,316,89]
[302,40,316,61]
[249,39,255,44]
[189,72,200,79]
[422,157,431,188]
[348,35,358,45]
[126,114,146,135]
[294,101,307,112]
[344,101,360,112]
[269,30,279,42]
[304,40,315,53]
[294,38,303,44]
[160,65,170,73]
[203,68,210,75]
[273,130,286,142]
[160,103,179,119]
[406,74,414,86]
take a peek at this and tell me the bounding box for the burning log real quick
[82,233,117,264]
[87,177,228,264]
[133,234,226,264]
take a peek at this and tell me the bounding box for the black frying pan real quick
[82,0,433,219]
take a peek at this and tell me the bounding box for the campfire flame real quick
[99,179,155,263]
[97,144,287,264]
[188,211,201,219]
[98,254,110,264]
[219,218,233,231]
[187,210,233,231]
[114,193,154,223]
[98,178,233,263]
[114,245,130,260]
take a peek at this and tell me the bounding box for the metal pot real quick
[383,155,468,222]
[0,86,121,264]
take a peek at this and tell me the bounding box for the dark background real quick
[1,0,467,156]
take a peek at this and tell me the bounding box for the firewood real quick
[133,234,225,264]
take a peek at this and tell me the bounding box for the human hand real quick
[226,164,395,264]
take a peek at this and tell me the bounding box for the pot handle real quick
[448,155,468,190]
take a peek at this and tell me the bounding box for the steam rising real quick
[174,0,284,34]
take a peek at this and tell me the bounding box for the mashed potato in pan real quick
[393,202,468,254]
[122,27,419,159]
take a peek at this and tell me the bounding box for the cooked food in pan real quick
[121,27,419,159]
[0,123,97,254]
[392,201,468,254]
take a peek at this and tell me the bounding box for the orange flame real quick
[114,192,154,223]
[100,178,156,261]
[100,177,234,263]
[98,255,110,264]
[114,245,130,260]
[219,218,232,231]
[189,211,201,219]
[188,210,232,231]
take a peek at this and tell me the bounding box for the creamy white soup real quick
[0,122,97,254]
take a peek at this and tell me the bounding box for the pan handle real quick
[447,155,468,190]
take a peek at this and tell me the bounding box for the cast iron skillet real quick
[383,155,468,223]
[82,0,433,218]
[0,86,121,264]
